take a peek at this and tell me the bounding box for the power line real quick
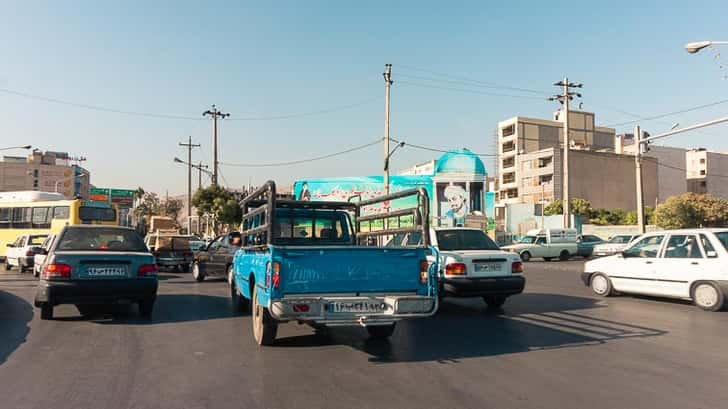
[397,73,550,96]
[397,65,548,95]
[228,96,382,121]
[656,161,728,179]
[396,80,546,101]
[391,137,498,157]
[603,98,728,127]
[220,138,383,167]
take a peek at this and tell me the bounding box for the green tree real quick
[543,198,591,216]
[192,185,243,226]
[654,193,728,229]
[543,200,562,216]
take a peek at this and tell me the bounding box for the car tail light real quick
[26,250,35,257]
[512,261,524,274]
[138,264,158,277]
[44,263,71,279]
[266,261,281,289]
[292,303,310,313]
[445,262,466,275]
[420,260,429,284]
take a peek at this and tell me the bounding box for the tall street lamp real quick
[0,145,32,151]
[685,41,728,54]
[174,157,212,234]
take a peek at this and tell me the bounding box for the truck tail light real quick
[512,261,524,274]
[292,303,310,313]
[420,260,429,284]
[445,263,466,275]
[138,264,158,277]
[44,263,71,279]
[266,261,281,289]
[26,250,35,257]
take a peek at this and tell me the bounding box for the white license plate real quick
[475,263,502,272]
[86,266,128,276]
[330,300,386,314]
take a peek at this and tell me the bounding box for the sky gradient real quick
[1,0,727,195]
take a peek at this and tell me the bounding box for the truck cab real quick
[502,228,578,262]
[230,181,439,345]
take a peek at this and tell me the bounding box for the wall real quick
[581,224,662,239]
[706,152,728,200]
[626,144,687,202]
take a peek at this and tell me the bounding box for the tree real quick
[543,198,591,217]
[654,193,728,229]
[161,197,183,221]
[543,200,562,216]
[192,185,243,226]
[133,192,160,219]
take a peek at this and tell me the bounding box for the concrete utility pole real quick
[179,136,200,234]
[634,125,645,234]
[550,78,582,229]
[197,161,208,191]
[383,63,393,195]
[203,105,230,186]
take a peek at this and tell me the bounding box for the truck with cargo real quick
[230,181,439,345]
[501,228,578,262]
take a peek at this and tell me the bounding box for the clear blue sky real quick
[1,0,727,195]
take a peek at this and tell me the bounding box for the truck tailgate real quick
[274,246,425,295]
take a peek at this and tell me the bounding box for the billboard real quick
[88,188,135,208]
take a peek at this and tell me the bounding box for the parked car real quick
[144,233,194,272]
[502,228,578,261]
[591,234,640,257]
[231,182,437,345]
[582,229,728,311]
[4,234,47,272]
[576,234,605,258]
[387,227,524,309]
[191,232,242,282]
[34,225,158,320]
[33,234,56,278]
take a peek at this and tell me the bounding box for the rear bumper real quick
[269,294,437,326]
[442,275,525,297]
[155,257,190,267]
[35,278,158,307]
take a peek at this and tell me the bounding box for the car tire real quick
[520,252,531,262]
[33,266,40,278]
[252,284,277,346]
[483,295,507,309]
[543,257,553,262]
[367,323,396,339]
[139,299,154,317]
[5,259,12,271]
[40,304,53,320]
[192,262,205,282]
[590,273,613,297]
[559,250,570,261]
[230,273,249,315]
[692,282,725,312]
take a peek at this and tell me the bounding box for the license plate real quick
[330,300,386,314]
[86,266,128,277]
[475,263,501,272]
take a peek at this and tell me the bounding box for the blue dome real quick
[435,149,486,176]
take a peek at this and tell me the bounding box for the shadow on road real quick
[272,293,667,363]
[0,290,33,366]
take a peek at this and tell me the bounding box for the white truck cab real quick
[502,228,578,262]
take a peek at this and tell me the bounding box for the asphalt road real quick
[1,261,728,409]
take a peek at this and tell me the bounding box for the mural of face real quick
[444,185,467,218]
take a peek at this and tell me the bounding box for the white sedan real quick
[582,229,728,311]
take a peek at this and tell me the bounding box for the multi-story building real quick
[686,148,728,199]
[497,109,615,203]
[620,135,688,203]
[0,151,90,199]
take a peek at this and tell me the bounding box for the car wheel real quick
[40,304,53,320]
[559,250,570,261]
[230,273,249,315]
[543,257,553,262]
[483,295,507,309]
[192,262,205,282]
[252,284,277,346]
[520,252,531,262]
[33,266,40,278]
[5,259,12,271]
[590,273,613,297]
[139,299,155,317]
[367,323,396,339]
[692,282,725,312]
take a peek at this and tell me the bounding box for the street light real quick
[0,145,32,151]
[685,41,728,54]
[384,141,406,172]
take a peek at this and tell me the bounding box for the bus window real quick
[32,207,52,228]
[11,207,31,229]
[53,206,70,220]
[79,206,117,223]
[0,208,10,229]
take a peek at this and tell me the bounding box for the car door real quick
[609,234,665,295]
[206,236,225,274]
[655,234,707,298]
[533,236,548,257]
[8,236,24,263]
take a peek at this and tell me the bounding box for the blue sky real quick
[1,0,727,195]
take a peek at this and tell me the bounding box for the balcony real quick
[502,141,516,154]
[501,157,515,169]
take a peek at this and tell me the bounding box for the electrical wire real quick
[228,96,381,121]
[219,138,383,167]
[391,137,498,157]
[603,98,728,128]
[397,65,549,95]
[656,161,728,179]
[396,80,547,101]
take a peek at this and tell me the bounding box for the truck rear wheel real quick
[520,252,531,262]
[252,285,277,346]
[367,323,396,339]
[559,250,570,261]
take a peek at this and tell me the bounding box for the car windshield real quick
[609,235,632,243]
[189,241,205,251]
[436,230,499,251]
[29,235,47,246]
[519,236,538,244]
[57,227,147,252]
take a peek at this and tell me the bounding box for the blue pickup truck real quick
[230,181,439,345]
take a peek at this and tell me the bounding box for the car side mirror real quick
[707,250,718,258]
[6,243,13,247]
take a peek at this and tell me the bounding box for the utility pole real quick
[634,125,646,234]
[197,161,208,191]
[179,136,200,235]
[203,105,230,186]
[383,63,392,195]
[550,78,582,229]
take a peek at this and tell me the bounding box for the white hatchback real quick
[582,229,728,311]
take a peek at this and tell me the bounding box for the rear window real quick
[57,227,147,252]
[154,236,191,251]
[436,230,499,251]
[79,206,117,222]
[29,235,47,246]
[715,232,728,252]
[610,235,632,243]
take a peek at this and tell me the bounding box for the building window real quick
[700,158,706,164]
[539,156,553,168]
[32,180,39,188]
[700,181,707,187]
[502,157,515,168]
[539,174,553,184]
[502,172,516,184]
[33,169,39,177]
[502,124,515,137]
[502,141,515,153]
[700,170,706,176]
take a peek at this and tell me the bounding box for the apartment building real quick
[686,148,728,199]
[0,151,90,199]
[497,109,615,203]
[621,136,688,202]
